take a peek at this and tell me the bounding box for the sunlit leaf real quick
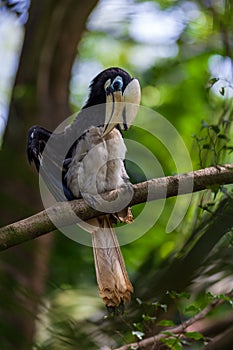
[184,305,201,314]
[132,331,145,340]
[185,331,206,341]
[142,314,156,322]
[161,337,183,350]
[158,319,175,327]
[152,301,167,312]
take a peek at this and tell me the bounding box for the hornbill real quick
[27,67,141,313]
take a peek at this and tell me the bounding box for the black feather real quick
[27,126,51,170]
[27,67,133,201]
[84,67,132,109]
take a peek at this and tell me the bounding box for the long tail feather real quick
[91,215,133,311]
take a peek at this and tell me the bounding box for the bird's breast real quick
[66,127,127,200]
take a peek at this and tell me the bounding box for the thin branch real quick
[114,292,233,350]
[0,164,233,251]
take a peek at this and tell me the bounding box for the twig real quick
[0,164,233,251]
[114,292,233,350]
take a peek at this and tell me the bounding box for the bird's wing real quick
[27,106,106,202]
[27,126,75,201]
[27,126,51,171]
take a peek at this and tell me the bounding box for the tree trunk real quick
[0,0,98,348]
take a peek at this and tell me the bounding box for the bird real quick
[27,67,141,313]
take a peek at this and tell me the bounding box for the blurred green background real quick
[0,0,233,349]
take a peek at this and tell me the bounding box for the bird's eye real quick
[104,76,124,94]
[112,76,123,91]
[113,81,120,90]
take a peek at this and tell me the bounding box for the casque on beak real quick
[102,78,141,137]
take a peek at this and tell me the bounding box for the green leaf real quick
[161,337,183,350]
[173,342,183,350]
[203,143,210,149]
[217,134,230,140]
[206,291,216,302]
[142,314,156,322]
[185,305,201,314]
[166,291,190,300]
[226,146,233,152]
[206,185,220,195]
[152,301,167,312]
[216,294,233,306]
[158,319,175,327]
[162,331,175,336]
[185,331,205,341]
[210,124,220,134]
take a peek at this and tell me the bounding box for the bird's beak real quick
[102,78,141,137]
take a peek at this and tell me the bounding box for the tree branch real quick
[114,292,233,350]
[0,164,233,251]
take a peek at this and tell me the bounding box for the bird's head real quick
[83,67,141,136]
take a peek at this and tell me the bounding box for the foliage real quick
[43,2,233,348]
[1,0,233,349]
